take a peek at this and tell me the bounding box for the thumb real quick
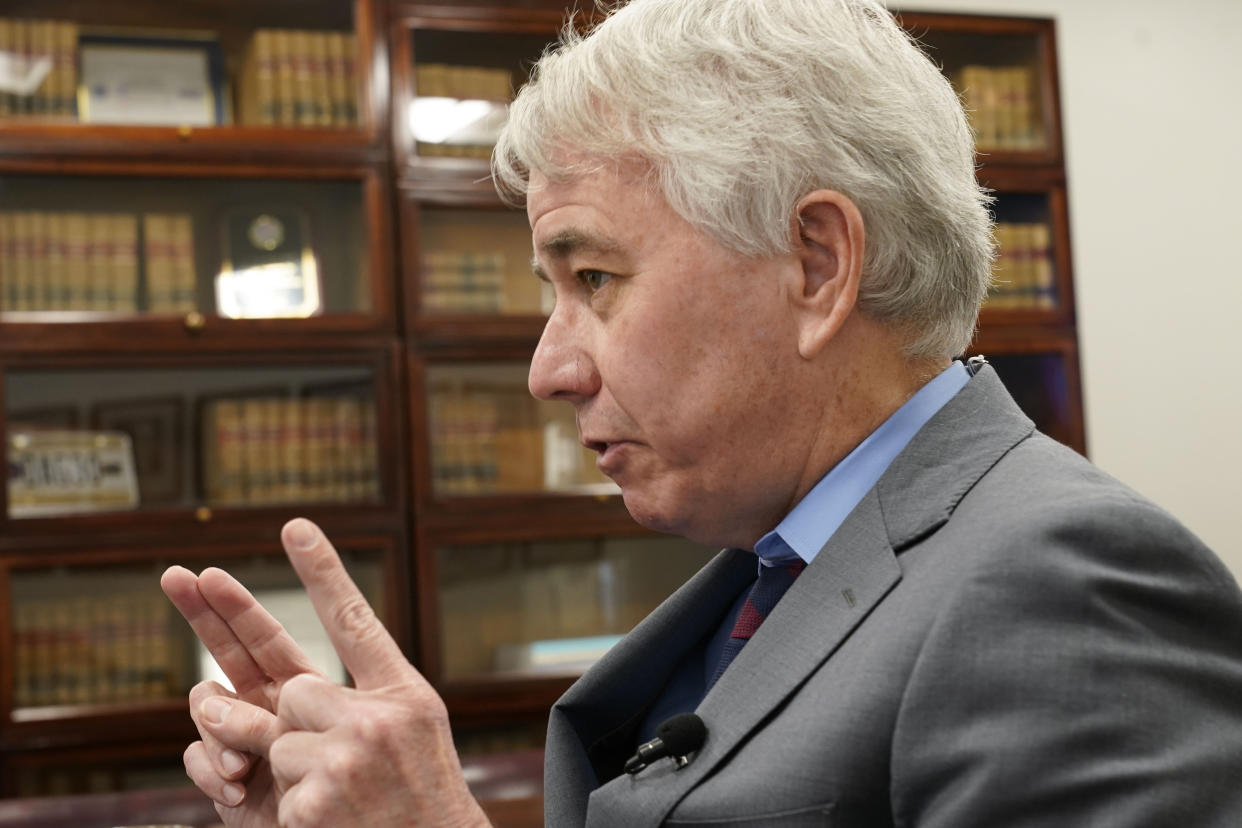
[281,518,416,689]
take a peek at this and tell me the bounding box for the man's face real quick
[527,164,810,548]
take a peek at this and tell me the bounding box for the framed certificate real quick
[77,32,227,126]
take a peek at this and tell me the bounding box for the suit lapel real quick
[575,365,1036,827]
[546,547,756,828]
[582,490,902,828]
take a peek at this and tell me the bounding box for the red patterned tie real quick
[707,559,806,690]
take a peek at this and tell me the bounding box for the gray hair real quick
[493,0,995,359]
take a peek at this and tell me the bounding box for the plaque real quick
[7,430,139,517]
[215,208,322,318]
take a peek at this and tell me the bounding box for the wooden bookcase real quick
[0,1,1083,821]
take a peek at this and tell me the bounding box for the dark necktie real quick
[707,558,806,690]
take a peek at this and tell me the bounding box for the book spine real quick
[86,213,112,311]
[272,29,296,126]
[170,213,197,310]
[291,30,316,127]
[45,212,67,311]
[0,211,10,311]
[309,31,332,127]
[29,211,48,309]
[143,213,171,312]
[341,33,358,125]
[112,214,139,312]
[54,21,79,120]
[326,32,348,126]
[13,211,34,310]
[63,212,89,311]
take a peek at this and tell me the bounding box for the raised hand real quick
[162,547,324,826]
[164,518,490,828]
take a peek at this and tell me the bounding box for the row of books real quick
[953,65,1044,152]
[0,211,196,313]
[422,250,508,313]
[429,384,544,495]
[415,62,513,102]
[237,29,359,128]
[13,593,176,708]
[988,222,1056,310]
[202,396,380,506]
[0,18,79,120]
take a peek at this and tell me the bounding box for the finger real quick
[188,681,251,781]
[195,691,284,758]
[196,567,324,691]
[183,740,246,809]
[282,518,411,689]
[162,566,269,701]
[276,672,354,733]
[269,728,323,793]
[164,565,322,702]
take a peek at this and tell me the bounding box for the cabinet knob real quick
[177,125,193,140]
[195,506,213,523]
[184,311,206,330]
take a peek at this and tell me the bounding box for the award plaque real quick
[215,207,322,319]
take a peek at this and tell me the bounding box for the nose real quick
[528,305,601,402]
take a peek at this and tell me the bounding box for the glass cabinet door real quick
[436,535,715,681]
[987,191,1061,312]
[5,361,383,519]
[904,21,1054,155]
[0,174,372,319]
[425,362,611,497]
[8,547,387,716]
[417,206,549,316]
[0,2,365,130]
[407,28,555,160]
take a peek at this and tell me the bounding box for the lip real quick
[584,439,633,474]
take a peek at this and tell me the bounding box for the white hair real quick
[493,0,995,359]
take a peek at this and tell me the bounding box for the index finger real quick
[281,518,412,690]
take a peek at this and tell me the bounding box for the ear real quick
[788,190,865,359]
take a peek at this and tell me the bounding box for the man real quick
[163,0,1242,825]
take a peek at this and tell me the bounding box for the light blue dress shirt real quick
[753,360,971,568]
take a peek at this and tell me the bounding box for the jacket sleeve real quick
[889,492,1242,828]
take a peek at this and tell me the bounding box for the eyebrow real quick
[530,229,626,282]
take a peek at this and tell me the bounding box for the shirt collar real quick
[754,361,970,567]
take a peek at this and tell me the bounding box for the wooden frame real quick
[90,395,186,505]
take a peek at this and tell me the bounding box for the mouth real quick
[583,439,631,473]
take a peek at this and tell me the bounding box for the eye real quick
[578,269,614,293]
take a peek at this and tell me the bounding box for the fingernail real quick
[288,518,317,549]
[221,783,244,806]
[202,697,231,725]
[221,749,246,775]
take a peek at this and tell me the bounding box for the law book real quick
[27,210,48,309]
[85,213,113,310]
[45,212,67,310]
[11,211,33,310]
[360,398,380,499]
[143,213,173,312]
[309,31,333,127]
[1029,223,1056,309]
[29,20,55,118]
[325,31,350,126]
[341,33,358,125]
[52,20,78,120]
[271,29,296,125]
[111,214,139,312]
[63,212,90,311]
[290,29,316,127]
[169,213,197,310]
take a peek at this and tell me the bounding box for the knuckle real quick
[329,594,378,638]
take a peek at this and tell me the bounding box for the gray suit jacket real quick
[543,367,1242,827]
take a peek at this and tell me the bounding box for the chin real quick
[620,487,726,548]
